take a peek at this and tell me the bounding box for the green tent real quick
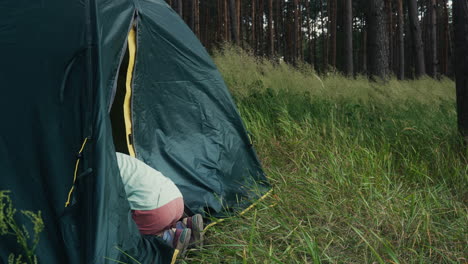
[0,0,270,263]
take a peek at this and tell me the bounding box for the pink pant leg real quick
[131,197,184,235]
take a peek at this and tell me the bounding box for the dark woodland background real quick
[164,0,468,141]
[165,0,453,80]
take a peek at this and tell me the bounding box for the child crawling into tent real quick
[116,152,203,254]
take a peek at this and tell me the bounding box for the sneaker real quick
[161,229,175,247]
[173,227,191,255]
[161,227,192,255]
[182,214,204,246]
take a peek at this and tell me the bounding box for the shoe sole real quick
[175,228,192,256]
[191,214,204,246]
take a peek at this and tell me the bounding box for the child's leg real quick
[131,197,184,235]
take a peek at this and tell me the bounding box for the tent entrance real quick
[110,48,129,154]
[110,27,137,156]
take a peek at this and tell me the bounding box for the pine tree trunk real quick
[217,0,222,42]
[428,0,438,77]
[293,0,299,64]
[330,0,337,68]
[229,0,239,44]
[268,0,274,57]
[279,0,286,60]
[353,15,358,72]
[285,2,291,63]
[312,28,317,69]
[298,0,303,61]
[344,0,353,76]
[306,0,311,64]
[274,0,280,57]
[405,5,414,77]
[242,0,248,48]
[422,1,428,73]
[311,1,316,68]
[397,0,405,79]
[237,0,241,45]
[251,0,256,50]
[177,0,182,17]
[447,7,454,76]
[200,0,206,46]
[367,0,390,80]
[385,0,393,71]
[440,0,449,75]
[321,0,328,71]
[204,0,211,48]
[362,22,368,74]
[194,0,200,37]
[224,0,229,42]
[393,11,398,74]
[453,0,468,141]
[258,0,264,55]
[408,0,426,77]
[190,0,195,31]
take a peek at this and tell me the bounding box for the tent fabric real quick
[0,0,270,263]
[133,2,269,217]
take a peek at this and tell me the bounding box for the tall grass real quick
[185,46,468,263]
[0,191,44,264]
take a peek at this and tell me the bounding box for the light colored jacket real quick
[116,152,182,210]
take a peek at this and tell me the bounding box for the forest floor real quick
[184,46,468,263]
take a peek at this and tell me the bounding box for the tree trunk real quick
[237,0,242,46]
[311,1,317,68]
[241,2,252,48]
[217,0,222,42]
[278,0,285,60]
[447,6,454,76]
[298,0,303,61]
[201,0,208,47]
[176,0,182,17]
[251,0,256,50]
[353,15,359,73]
[268,0,274,57]
[385,0,393,71]
[256,0,260,53]
[282,0,287,61]
[362,22,368,74]
[321,0,328,71]
[453,0,468,141]
[440,0,449,75]
[293,0,299,64]
[428,0,438,77]
[258,0,264,55]
[189,0,195,31]
[224,0,229,42]
[306,0,311,64]
[344,0,353,76]
[405,5,414,77]
[422,1,428,73]
[408,0,426,77]
[229,0,239,44]
[367,0,390,80]
[194,0,200,37]
[285,2,291,63]
[397,0,405,79]
[330,0,337,68]
[274,0,282,57]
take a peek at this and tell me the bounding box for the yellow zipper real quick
[65,137,89,207]
[124,26,137,157]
